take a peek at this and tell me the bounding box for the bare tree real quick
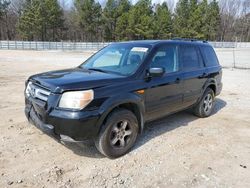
[219,0,243,41]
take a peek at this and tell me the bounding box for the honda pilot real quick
[25,39,222,158]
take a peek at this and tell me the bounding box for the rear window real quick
[200,46,219,67]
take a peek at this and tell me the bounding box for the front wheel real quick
[193,88,215,118]
[95,109,139,158]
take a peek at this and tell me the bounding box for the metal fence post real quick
[233,42,237,68]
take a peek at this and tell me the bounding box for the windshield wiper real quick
[87,68,125,76]
[87,68,108,73]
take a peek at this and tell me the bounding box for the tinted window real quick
[200,46,219,67]
[151,45,178,73]
[180,46,201,71]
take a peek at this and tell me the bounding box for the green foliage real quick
[103,0,130,41]
[187,0,204,39]
[154,2,172,39]
[173,0,190,37]
[127,0,154,40]
[75,0,102,41]
[15,0,222,42]
[18,0,64,41]
[173,0,220,40]
[206,0,220,40]
[116,12,129,41]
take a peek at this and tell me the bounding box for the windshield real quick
[80,44,150,76]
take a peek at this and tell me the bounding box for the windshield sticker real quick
[131,47,148,53]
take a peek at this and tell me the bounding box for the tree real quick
[199,0,209,39]
[75,0,102,41]
[116,12,129,40]
[103,0,118,41]
[174,0,220,40]
[0,0,9,18]
[186,0,201,38]
[173,0,190,38]
[0,0,11,39]
[17,0,39,40]
[127,0,154,40]
[154,2,172,39]
[44,0,65,41]
[219,0,241,41]
[18,0,64,41]
[206,0,220,40]
[0,0,248,42]
[103,0,130,41]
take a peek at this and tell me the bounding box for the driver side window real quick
[151,45,178,73]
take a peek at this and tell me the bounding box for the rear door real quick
[179,45,207,108]
[145,44,183,121]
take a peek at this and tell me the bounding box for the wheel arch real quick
[203,78,217,95]
[96,95,145,136]
[207,84,216,95]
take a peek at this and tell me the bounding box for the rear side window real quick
[200,46,219,67]
[179,46,202,71]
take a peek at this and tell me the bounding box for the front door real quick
[145,44,183,121]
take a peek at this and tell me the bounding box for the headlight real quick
[25,81,32,97]
[59,90,94,110]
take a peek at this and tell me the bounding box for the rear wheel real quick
[193,88,215,118]
[95,109,139,158]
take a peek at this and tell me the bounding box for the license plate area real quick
[30,98,47,121]
[30,108,55,135]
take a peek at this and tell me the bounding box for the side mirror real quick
[148,67,165,77]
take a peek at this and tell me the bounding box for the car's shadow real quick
[134,98,227,150]
[60,98,227,158]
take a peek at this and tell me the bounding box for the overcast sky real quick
[59,0,177,8]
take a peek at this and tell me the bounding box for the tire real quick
[95,108,139,158]
[193,88,215,118]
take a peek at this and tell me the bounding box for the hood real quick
[30,68,125,93]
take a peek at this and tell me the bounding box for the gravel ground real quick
[0,50,250,188]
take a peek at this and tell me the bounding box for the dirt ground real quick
[0,50,250,188]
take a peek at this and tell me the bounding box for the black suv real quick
[25,39,222,158]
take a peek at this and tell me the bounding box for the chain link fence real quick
[0,40,249,69]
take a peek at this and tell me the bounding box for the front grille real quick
[26,82,51,101]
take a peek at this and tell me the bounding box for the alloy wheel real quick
[110,120,132,148]
[203,93,213,113]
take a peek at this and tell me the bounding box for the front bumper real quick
[25,97,101,142]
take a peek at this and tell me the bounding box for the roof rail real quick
[171,38,208,43]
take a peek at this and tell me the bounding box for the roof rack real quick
[171,38,208,43]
